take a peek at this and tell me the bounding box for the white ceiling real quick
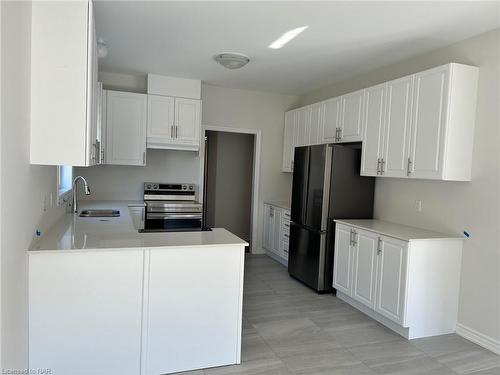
[95,1,500,95]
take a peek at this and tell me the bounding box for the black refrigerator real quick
[288,144,375,293]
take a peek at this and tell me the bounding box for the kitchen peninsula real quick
[29,201,248,375]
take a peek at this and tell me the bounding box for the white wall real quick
[0,1,65,368]
[298,29,500,347]
[75,149,200,201]
[201,85,298,252]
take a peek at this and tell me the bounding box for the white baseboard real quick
[456,323,500,355]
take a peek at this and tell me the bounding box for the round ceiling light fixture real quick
[214,53,250,69]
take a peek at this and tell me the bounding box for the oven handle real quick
[147,213,203,220]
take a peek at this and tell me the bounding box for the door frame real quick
[199,125,262,253]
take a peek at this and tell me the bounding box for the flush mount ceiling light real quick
[214,53,250,69]
[97,38,108,58]
[269,26,309,49]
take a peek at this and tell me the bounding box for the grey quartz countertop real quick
[335,219,464,242]
[29,201,248,252]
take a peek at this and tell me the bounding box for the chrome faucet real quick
[72,176,91,214]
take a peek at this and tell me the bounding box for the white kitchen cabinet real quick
[382,76,414,178]
[332,224,353,295]
[144,247,243,374]
[282,111,296,172]
[263,204,273,250]
[352,229,379,309]
[333,219,463,339]
[147,94,175,145]
[30,0,98,166]
[295,106,311,147]
[361,83,386,177]
[272,207,283,257]
[147,95,201,151]
[175,98,201,147]
[29,250,144,375]
[340,89,365,142]
[408,64,478,181]
[322,97,342,142]
[309,102,324,145]
[106,90,147,166]
[375,235,407,325]
[263,204,290,264]
[361,63,478,181]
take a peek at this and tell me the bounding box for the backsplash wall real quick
[75,149,201,201]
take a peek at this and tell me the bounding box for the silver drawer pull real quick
[147,213,202,220]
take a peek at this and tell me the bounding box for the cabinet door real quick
[322,97,341,142]
[382,76,413,178]
[361,84,386,177]
[175,98,201,146]
[340,89,364,142]
[332,224,353,295]
[147,94,175,143]
[273,208,283,257]
[352,230,378,309]
[87,4,99,166]
[106,91,147,166]
[409,66,449,179]
[29,251,144,375]
[309,102,324,145]
[263,204,272,250]
[145,247,243,374]
[282,111,295,172]
[375,236,408,325]
[295,106,311,147]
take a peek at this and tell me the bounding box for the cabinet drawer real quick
[282,220,290,235]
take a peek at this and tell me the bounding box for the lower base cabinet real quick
[263,203,290,264]
[333,221,463,339]
[29,250,144,375]
[29,245,245,375]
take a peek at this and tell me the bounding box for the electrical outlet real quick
[415,200,423,213]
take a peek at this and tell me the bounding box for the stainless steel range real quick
[141,183,205,232]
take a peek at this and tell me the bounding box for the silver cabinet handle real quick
[291,160,294,171]
[284,233,289,238]
[175,125,178,138]
[171,125,174,138]
[338,128,342,142]
[377,158,381,175]
[407,158,412,176]
[349,229,354,246]
[142,151,146,165]
[377,237,382,255]
[352,230,357,246]
[380,158,385,175]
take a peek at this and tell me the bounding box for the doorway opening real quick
[202,127,259,252]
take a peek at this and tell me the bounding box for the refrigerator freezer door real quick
[288,222,328,292]
[291,146,310,225]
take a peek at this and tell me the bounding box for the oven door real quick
[144,212,203,231]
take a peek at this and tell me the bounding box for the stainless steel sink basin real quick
[79,209,120,218]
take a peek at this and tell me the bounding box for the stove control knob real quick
[182,185,187,190]
[146,184,152,190]
[189,186,193,190]
[153,184,158,189]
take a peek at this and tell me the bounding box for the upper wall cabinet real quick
[340,90,365,142]
[362,63,478,181]
[146,96,201,151]
[30,0,98,166]
[285,63,478,181]
[105,91,147,166]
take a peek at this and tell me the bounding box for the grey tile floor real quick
[179,255,500,375]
